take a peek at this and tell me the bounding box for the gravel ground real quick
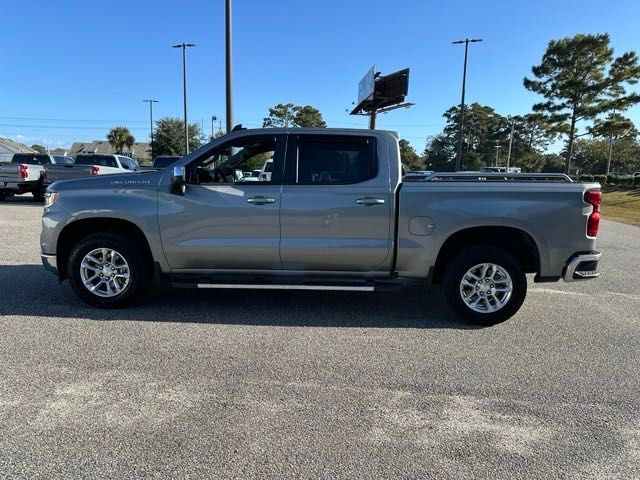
[0,197,639,479]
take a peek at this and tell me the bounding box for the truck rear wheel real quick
[441,246,526,326]
[67,233,151,308]
[32,190,45,202]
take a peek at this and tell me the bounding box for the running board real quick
[195,283,374,292]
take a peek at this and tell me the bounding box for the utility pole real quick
[506,120,514,170]
[494,142,502,167]
[606,108,616,175]
[142,99,158,160]
[452,38,483,171]
[172,42,196,154]
[225,0,233,133]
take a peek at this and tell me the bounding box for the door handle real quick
[356,197,385,206]
[247,196,276,205]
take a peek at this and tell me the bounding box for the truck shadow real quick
[0,264,480,330]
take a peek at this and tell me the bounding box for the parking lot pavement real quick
[0,198,639,479]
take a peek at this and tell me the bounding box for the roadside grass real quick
[602,187,640,226]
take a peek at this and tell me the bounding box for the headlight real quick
[44,191,58,208]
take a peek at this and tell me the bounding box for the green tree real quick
[263,103,298,128]
[263,103,326,128]
[106,126,135,154]
[570,134,640,174]
[153,117,203,156]
[424,134,455,171]
[590,112,637,174]
[293,105,326,128]
[524,33,640,173]
[541,154,566,173]
[209,130,225,142]
[399,139,423,170]
[30,144,47,154]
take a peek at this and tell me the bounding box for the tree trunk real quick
[565,115,577,174]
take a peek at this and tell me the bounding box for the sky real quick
[1,0,640,152]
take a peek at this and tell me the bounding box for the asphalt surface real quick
[0,196,639,479]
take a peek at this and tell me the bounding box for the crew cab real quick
[0,153,56,201]
[44,154,140,185]
[41,128,602,325]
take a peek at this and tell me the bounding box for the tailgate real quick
[0,163,21,184]
[45,165,94,182]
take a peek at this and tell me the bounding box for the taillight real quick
[585,190,602,237]
[91,165,100,175]
[19,164,28,178]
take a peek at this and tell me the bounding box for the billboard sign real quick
[357,65,376,104]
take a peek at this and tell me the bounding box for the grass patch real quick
[602,187,640,226]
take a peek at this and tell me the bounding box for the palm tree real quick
[107,126,135,154]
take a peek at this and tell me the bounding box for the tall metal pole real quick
[452,38,482,171]
[506,120,514,170]
[143,99,158,160]
[172,43,195,155]
[225,0,233,133]
[606,108,616,175]
[369,110,377,130]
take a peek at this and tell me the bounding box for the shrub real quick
[579,174,595,182]
[593,174,607,185]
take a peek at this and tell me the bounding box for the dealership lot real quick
[0,198,639,479]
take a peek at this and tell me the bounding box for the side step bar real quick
[195,283,374,291]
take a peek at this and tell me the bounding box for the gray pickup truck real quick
[0,153,55,201]
[40,128,602,325]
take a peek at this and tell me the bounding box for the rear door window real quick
[290,136,377,185]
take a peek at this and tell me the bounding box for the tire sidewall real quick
[442,246,527,326]
[68,233,148,308]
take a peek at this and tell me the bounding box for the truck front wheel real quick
[67,233,151,308]
[441,246,527,326]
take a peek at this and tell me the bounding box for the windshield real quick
[12,154,50,165]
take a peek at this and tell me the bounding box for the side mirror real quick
[170,165,187,195]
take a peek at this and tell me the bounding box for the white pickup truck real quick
[0,153,57,201]
[44,154,140,186]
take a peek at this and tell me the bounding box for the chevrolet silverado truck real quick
[40,128,602,325]
[0,153,56,201]
[43,153,140,186]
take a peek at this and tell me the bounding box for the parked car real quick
[53,155,74,165]
[41,128,602,325]
[0,153,57,201]
[260,159,273,181]
[44,154,140,185]
[152,155,182,169]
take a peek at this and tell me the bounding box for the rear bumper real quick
[41,254,58,275]
[563,251,601,282]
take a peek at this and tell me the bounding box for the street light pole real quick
[172,42,196,155]
[142,99,158,160]
[225,0,233,133]
[452,38,483,171]
[506,119,514,170]
[211,115,217,139]
[494,142,502,167]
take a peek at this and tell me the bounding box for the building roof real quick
[0,137,37,155]
[68,140,151,159]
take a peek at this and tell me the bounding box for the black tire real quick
[441,245,527,326]
[32,190,45,202]
[67,232,151,308]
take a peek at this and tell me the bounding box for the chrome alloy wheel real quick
[79,248,130,298]
[459,263,513,313]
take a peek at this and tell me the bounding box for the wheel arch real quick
[431,226,540,284]
[56,217,153,280]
